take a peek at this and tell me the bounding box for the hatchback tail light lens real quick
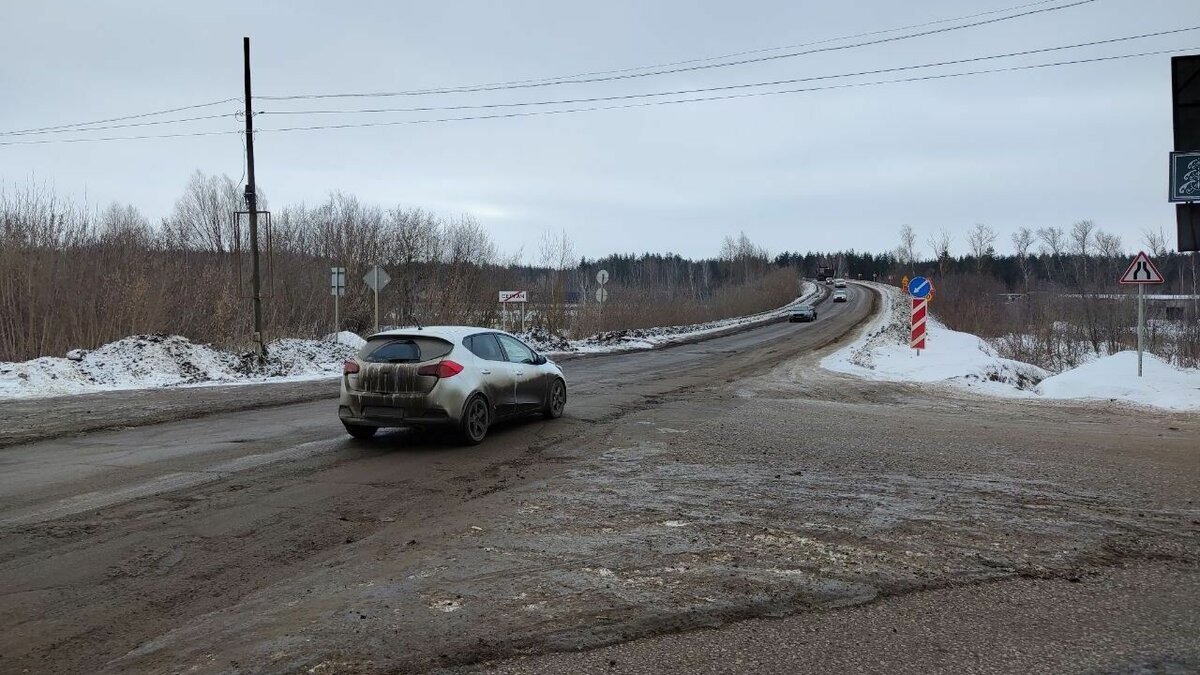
[417,360,464,378]
[343,359,360,375]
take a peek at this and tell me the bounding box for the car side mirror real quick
[534,354,548,365]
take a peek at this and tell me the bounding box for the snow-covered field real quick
[823,283,1200,411]
[0,286,817,400]
[0,332,366,400]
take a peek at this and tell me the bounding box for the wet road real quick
[0,285,874,673]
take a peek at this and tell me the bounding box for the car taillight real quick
[417,360,464,378]
[343,360,360,375]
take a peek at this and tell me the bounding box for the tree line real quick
[0,175,798,361]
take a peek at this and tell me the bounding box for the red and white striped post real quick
[910,297,928,352]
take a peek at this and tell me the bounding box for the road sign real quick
[499,290,528,303]
[907,276,931,299]
[596,269,609,285]
[911,298,928,350]
[364,265,390,334]
[330,267,346,297]
[1169,152,1200,202]
[1119,252,1165,378]
[1119,252,1165,284]
[595,287,608,303]
[363,266,390,291]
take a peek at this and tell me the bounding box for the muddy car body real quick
[338,326,566,443]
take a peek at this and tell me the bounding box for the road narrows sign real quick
[1118,252,1165,378]
[1119,251,1165,284]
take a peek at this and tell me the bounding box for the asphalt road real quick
[0,285,873,673]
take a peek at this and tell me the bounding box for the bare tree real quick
[895,225,917,271]
[966,223,997,272]
[1012,227,1034,291]
[1036,225,1066,281]
[927,228,953,277]
[1143,226,1169,257]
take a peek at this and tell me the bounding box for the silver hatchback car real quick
[338,326,567,444]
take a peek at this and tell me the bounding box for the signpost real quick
[595,269,609,325]
[330,267,346,333]
[908,276,931,353]
[1119,252,1165,377]
[499,290,528,332]
[363,265,390,333]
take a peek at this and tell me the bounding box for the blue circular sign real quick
[908,276,931,298]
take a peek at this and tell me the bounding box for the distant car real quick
[834,278,847,288]
[789,305,817,322]
[833,289,848,302]
[825,277,834,285]
[338,326,566,444]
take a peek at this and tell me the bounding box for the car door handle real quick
[481,369,492,375]
[514,371,525,376]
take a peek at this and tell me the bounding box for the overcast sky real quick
[1,0,1197,260]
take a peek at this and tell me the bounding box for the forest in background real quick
[3,175,1195,369]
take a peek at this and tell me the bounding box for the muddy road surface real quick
[1,288,868,673]
[2,284,1196,674]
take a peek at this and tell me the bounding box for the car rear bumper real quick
[339,388,465,428]
[338,405,453,428]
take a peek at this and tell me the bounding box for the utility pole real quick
[243,36,266,359]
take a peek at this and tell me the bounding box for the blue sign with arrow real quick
[908,276,931,299]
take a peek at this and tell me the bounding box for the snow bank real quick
[0,333,362,400]
[1037,351,1200,411]
[823,283,1200,410]
[821,283,1048,396]
[519,282,820,356]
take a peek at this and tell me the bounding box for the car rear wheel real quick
[543,379,567,419]
[343,422,377,439]
[461,395,490,444]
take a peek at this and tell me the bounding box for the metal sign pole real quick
[373,269,380,334]
[1138,282,1145,377]
[334,290,339,334]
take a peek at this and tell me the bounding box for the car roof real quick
[367,326,515,342]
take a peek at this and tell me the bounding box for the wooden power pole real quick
[243,37,266,358]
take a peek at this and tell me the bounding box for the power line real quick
[0,98,238,137]
[2,46,1187,146]
[0,128,239,147]
[256,27,1198,118]
[386,0,1073,90]
[1,112,236,137]
[256,48,1194,133]
[257,0,1100,101]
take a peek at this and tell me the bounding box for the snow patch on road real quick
[821,283,1047,397]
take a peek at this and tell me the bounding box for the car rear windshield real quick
[358,336,453,363]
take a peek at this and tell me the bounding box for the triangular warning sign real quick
[1119,251,1164,284]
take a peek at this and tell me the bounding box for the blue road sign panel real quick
[908,276,931,298]
[1170,152,1200,202]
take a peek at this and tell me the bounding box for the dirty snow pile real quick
[821,282,1049,396]
[823,283,1200,410]
[519,283,820,355]
[0,332,365,400]
[1036,351,1200,410]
